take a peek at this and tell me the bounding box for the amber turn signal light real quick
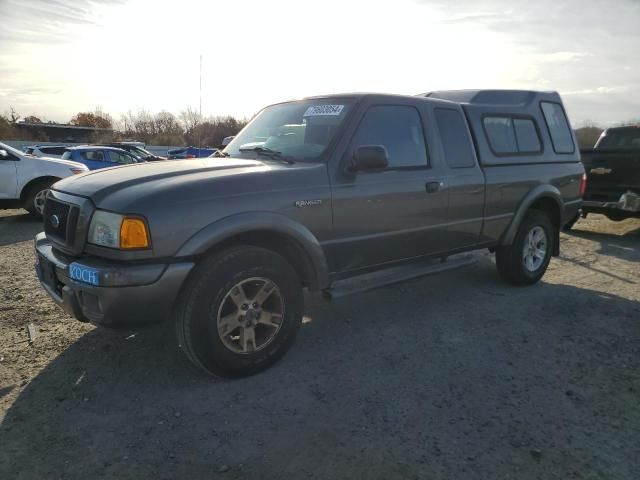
[119,217,150,249]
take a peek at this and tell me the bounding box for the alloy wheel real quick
[216,277,284,354]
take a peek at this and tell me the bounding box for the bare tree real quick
[179,106,201,137]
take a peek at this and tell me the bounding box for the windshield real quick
[596,128,640,149]
[124,146,147,159]
[224,99,354,161]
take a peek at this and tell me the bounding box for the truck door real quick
[328,101,449,273]
[0,148,18,199]
[432,107,485,249]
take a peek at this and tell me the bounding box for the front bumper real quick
[34,232,194,326]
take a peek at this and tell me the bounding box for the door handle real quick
[425,181,442,194]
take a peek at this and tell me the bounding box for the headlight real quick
[88,210,150,249]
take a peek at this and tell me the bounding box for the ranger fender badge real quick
[590,167,612,175]
[295,199,323,208]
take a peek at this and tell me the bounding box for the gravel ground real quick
[0,209,638,479]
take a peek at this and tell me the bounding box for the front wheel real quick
[496,210,554,286]
[24,180,55,219]
[175,246,304,378]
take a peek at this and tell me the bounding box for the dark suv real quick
[35,90,584,378]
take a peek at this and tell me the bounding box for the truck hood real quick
[52,157,270,205]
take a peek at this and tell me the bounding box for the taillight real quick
[579,172,587,197]
[186,154,195,158]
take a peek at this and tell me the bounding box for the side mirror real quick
[350,145,388,172]
[0,149,8,159]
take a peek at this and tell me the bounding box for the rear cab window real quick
[351,105,428,169]
[435,108,476,168]
[540,102,574,153]
[596,128,640,149]
[483,115,542,155]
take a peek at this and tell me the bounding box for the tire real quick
[496,210,554,286]
[24,180,55,219]
[175,246,304,378]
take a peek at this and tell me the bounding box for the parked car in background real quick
[167,146,218,159]
[61,146,141,170]
[24,145,70,159]
[565,125,640,228]
[0,141,87,217]
[96,142,166,161]
[35,90,583,378]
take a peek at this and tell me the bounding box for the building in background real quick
[12,122,114,143]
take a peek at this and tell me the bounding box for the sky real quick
[0,0,638,127]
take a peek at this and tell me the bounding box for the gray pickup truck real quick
[35,90,584,377]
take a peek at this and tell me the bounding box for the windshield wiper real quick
[238,146,295,164]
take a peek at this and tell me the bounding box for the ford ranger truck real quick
[34,90,584,378]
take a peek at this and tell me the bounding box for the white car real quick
[0,142,88,218]
[24,145,69,159]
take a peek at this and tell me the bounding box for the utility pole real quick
[198,53,202,155]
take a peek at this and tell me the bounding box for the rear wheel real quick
[496,210,554,286]
[24,180,55,219]
[175,246,304,378]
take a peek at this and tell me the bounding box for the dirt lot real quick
[0,209,638,479]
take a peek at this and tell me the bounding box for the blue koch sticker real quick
[69,263,100,286]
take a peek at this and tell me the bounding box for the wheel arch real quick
[500,185,563,256]
[19,176,61,204]
[175,212,330,291]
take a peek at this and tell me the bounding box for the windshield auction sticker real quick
[303,105,345,116]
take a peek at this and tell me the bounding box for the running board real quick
[324,254,477,299]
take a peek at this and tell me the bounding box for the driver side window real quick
[109,151,136,164]
[81,150,105,162]
[351,105,429,169]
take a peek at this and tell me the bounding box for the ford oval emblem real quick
[50,214,60,229]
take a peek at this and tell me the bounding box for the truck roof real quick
[299,89,563,108]
[422,89,562,106]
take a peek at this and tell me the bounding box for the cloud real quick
[562,86,629,96]
[1,0,639,126]
[0,0,126,45]
[0,87,63,99]
[537,51,590,63]
[439,12,506,24]
[419,0,640,124]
